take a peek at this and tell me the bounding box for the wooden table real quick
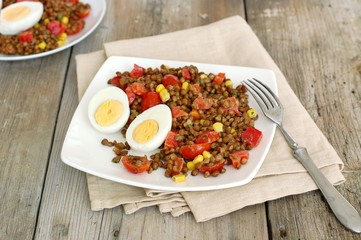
[1,0,360,239]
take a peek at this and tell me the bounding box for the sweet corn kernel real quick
[231,128,236,134]
[44,18,50,25]
[59,33,68,41]
[34,23,40,28]
[200,119,205,125]
[200,74,208,80]
[182,82,189,90]
[247,108,258,118]
[159,89,170,102]
[202,151,211,159]
[187,161,195,170]
[172,174,186,183]
[225,80,233,87]
[193,155,204,164]
[212,122,223,132]
[61,16,69,24]
[38,41,47,50]
[156,84,165,93]
[165,65,170,70]
[57,40,65,46]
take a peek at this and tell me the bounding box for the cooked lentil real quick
[0,0,90,55]
[102,64,261,179]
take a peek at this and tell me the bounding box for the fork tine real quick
[251,78,282,109]
[242,80,270,114]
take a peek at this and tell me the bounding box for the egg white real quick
[0,1,44,35]
[126,104,172,152]
[88,87,130,134]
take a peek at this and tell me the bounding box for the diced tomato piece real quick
[162,74,181,88]
[18,30,33,43]
[195,131,220,144]
[192,84,201,93]
[77,6,91,18]
[129,64,145,78]
[180,143,211,159]
[130,82,148,95]
[66,19,84,35]
[229,151,249,169]
[241,127,263,148]
[192,97,213,110]
[121,155,150,174]
[182,68,191,80]
[141,91,162,112]
[164,131,179,150]
[47,20,67,36]
[110,76,121,87]
[66,0,79,4]
[171,106,188,118]
[189,109,201,120]
[199,161,225,174]
[171,157,184,175]
[222,97,240,115]
[213,72,225,85]
[125,87,136,105]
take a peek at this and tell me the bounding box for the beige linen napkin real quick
[75,16,345,222]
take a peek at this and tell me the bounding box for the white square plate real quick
[61,56,277,191]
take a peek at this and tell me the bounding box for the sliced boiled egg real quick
[126,104,172,152]
[0,1,44,35]
[88,87,130,134]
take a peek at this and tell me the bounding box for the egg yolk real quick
[95,100,123,126]
[133,120,159,144]
[3,6,30,21]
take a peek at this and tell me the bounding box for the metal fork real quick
[242,78,361,233]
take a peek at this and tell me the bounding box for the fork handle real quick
[293,147,361,233]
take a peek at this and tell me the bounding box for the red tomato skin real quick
[162,74,181,88]
[164,131,179,150]
[130,82,148,95]
[229,151,249,169]
[18,30,33,43]
[121,156,150,174]
[222,97,240,115]
[77,7,90,18]
[171,106,188,118]
[129,64,145,78]
[192,84,201,93]
[199,161,225,174]
[241,127,263,148]
[213,73,225,85]
[195,131,220,144]
[180,143,211,159]
[66,19,84,35]
[141,92,162,112]
[110,76,121,87]
[125,87,136,105]
[192,97,213,110]
[47,20,67,36]
[182,68,191,80]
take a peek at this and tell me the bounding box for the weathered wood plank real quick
[246,0,361,238]
[35,0,269,239]
[0,51,71,239]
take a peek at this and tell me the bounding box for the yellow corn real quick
[38,41,47,50]
[202,151,212,159]
[159,89,170,102]
[186,161,195,171]
[199,119,205,125]
[43,18,50,25]
[193,155,204,164]
[57,40,65,46]
[172,174,186,183]
[231,128,236,134]
[59,33,68,41]
[165,65,170,70]
[212,122,223,132]
[61,16,69,25]
[182,82,189,90]
[225,80,233,87]
[200,74,208,80]
[34,23,40,28]
[247,108,258,118]
[156,84,165,93]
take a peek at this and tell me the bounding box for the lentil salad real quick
[102,64,263,182]
[0,0,90,55]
